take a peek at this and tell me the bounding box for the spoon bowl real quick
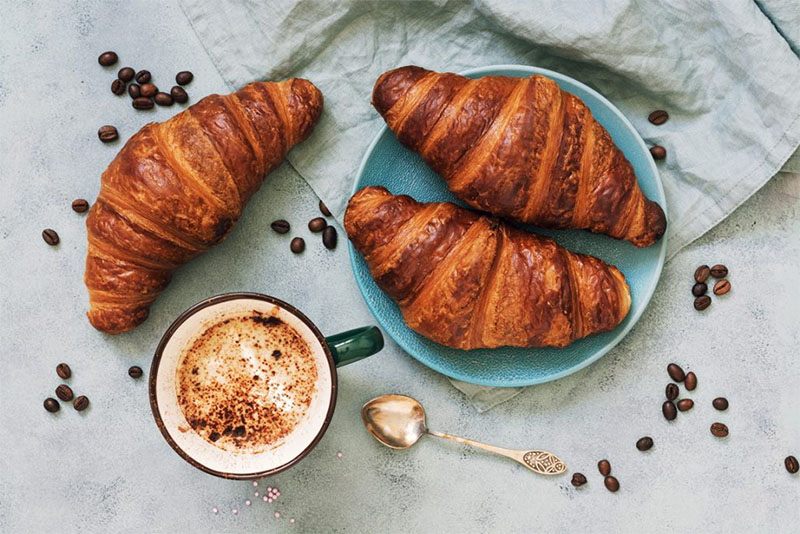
[361,394,427,449]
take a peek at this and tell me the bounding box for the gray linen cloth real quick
[180,0,800,411]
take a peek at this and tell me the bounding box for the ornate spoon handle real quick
[426,430,566,476]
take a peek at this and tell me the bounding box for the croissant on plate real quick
[85,79,323,334]
[345,186,631,349]
[372,66,666,247]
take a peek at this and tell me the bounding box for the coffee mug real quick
[149,292,383,479]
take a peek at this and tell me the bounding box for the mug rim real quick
[148,292,339,480]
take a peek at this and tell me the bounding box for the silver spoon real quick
[361,394,567,476]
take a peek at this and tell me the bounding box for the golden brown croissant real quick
[85,80,323,334]
[372,66,666,247]
[345,186,631,349]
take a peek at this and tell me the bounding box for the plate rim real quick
[348,64,667,387]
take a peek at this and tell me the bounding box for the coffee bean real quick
[694,295,711,311]
[270,220,290,234]
[694,265,710,283]
[604,475,620,492]
[636,436,654,451]
[667,363,685,382]
[42,229,59,246]
[132,97,154,110]
[650,145,667,160]
[128,366,143,379]
[73,395,89,411]
[56,363,71,379]
[571,473,587,487]
[322,226,338,250]
[154,92,174,106]
[170,86,189,104]
[140,83,158,98]
[684,371,697,391]
[290,237,305,254]
[597,459,611,476]
[319,200,332,217]
[677,398,694,411]
[710,422,728,438]
[308,217,327,233]
[710,264,728,278]
[691,282,707,297]
[713,279,731,295]
[55,384,74,402]
[111,78,126,95]
[118,67,135,82]
[712,397,729,411]
[44,398,60,413]
[98,125,118,143]
[98,51,118,66]
[662,400,677,420]
[785,455,799,474]
[666,382,679,400]
[71,199,90,213]
[175,71,194,85]
[648,110,669,125]
[135,70,151,84]
[128,83,141,99]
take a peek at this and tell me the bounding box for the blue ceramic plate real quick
[349,65,667,387]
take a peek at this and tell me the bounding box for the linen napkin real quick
[180,0,800,411]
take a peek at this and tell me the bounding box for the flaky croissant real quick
[85,80,323,334]
[345,186,631,349]
[372,66,666,247]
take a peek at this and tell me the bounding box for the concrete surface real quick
[1,1,798,533]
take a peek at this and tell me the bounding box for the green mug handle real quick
[325,326,384,367]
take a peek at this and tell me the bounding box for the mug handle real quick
[325,326,384,367]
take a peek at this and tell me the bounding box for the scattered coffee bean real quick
[98,51,118,66]
[604,475,620,492]
[667,363,685,382]
[322,226,338,250]
[666,383,679,401]
[648,110,669,125]
[73,395,90,411]
[175,71,194,85]
[290,237,305,254]
[694,265,710,283]
[710,422,728,438]
[571,473,587,487]
[712,397,729,411]
[308,217,327,233]
[111,78,126,95]
[55,384,74,402]
[710,264,728,278]
[270,220,290,234]
[56,363,71,379]
[154,92,174,106]
[713,279,731,295]
[650,145,667,160]
[135,70,151,84]
[170,86,189,104]
[597,459,611,476]
[694,295,711,311]
[42,229,59,246]
[685,371,697,391]
[128,83,141,99]
[140,83,158,98]
[785,455,799,474]
[636,436,654,451]
[71,199,90,213]
[128,366,143,379]
[98,125,119,143]
[692,282,707,297]
[319,200,332,217]
[662,400,677,420]
[677,398,694,411]
[118,67,135,82]
[132,97,154,110]
[44,398,60,413]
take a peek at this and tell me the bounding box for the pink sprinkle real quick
[253,481,258,487]
[290,518,295,524]
[212,508,218,514]
[232,509,238,515]
[263,496,268,502]
[267,487,272,491]
[245,500,251,506]
[274,512,280,519]
[337,452,343,458]
[268,498,273,503]
[254,492,259,497]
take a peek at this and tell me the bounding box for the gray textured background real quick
[1,1,798,533]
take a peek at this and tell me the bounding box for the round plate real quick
[349,65,667,387]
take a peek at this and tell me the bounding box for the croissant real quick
[345,186,631,349]
[85,79,323,334]
[372,66,666,247]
